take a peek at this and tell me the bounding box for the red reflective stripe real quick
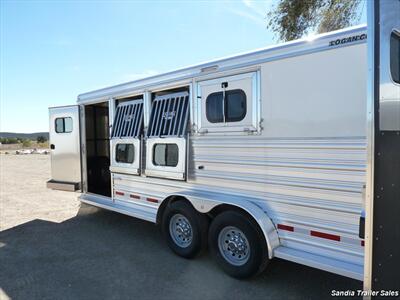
[115,191,124,196]
[310,230,341,241]
[361,240,365,247]
[277,224,294,232]
[130,194,140,199]
[146,198,159,203]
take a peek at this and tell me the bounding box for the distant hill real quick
[0,132,49,140]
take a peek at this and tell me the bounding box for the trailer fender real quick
[162,192,280,259]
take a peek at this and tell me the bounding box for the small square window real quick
[390,31,400,84]
[153,143,178,167]
[116,144,134,164]
[55,117,73,133]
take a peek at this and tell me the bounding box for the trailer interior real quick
[85,102,111,197]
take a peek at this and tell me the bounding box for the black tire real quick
[208,210,269,279]
[162,200,208,258]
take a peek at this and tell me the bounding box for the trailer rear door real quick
[47,105,81,191]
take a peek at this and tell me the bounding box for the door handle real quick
[50,144,55,150]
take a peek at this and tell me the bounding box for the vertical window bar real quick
[181,96,190,137]
[168,97,178,135]
[112,100,143,138]
[172,96,182,136]
[114,106,124,137]
[113,106,123,137]
[115,106,127,138]
[176,96,186,136]
[151,100,161,137]
[135,104,143,138]
[157,100,166,137]
[147,92,189,138]
[133,103,140,137]
[127,104,137,137]
[161,97,172,136]
[134,103,143,137]
[157,98,165,136]
[119,105,129,137]
[122,104,133,137]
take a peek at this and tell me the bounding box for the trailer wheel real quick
[162,200,208,258]
[209,210,269,279]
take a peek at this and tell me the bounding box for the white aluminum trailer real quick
[46,17,398,284]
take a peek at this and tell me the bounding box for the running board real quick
[47,180,80,192]
[79,193,157,223]
[274,246,363,281]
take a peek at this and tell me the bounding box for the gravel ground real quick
[0,154,362,300]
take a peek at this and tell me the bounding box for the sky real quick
[0,0,366,133]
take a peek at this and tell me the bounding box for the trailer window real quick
[55,117,73,133]
[390,31,400,84]
[206,89,246,123]
[115,144,134,164]
[153,143,178,167]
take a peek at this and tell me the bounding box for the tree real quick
[0,137,19,144]
[22,139,32,148]
[267,0,363,42]
[37,135,47,143]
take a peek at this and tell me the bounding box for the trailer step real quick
[79,193,157,223]
[274,246,363,281]
[47,180,80,192]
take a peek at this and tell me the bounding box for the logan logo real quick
[124,115,133,122]
[329,34,367,46]
[162,111,176,120]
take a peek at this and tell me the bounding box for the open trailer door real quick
[46,105,82,191]
[364,0,400,294]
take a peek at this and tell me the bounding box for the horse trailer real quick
[47,6,399,287]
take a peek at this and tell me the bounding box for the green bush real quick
[37,135,47,143]
[22,139,32,148]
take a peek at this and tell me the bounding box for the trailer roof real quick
[78,24,367,104]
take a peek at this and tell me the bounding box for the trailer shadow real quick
[0,205,362,300]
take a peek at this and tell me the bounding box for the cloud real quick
[228,0,268,27]
[229,9,265,27]
[242,0,267,17]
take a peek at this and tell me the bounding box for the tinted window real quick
[206,92,224,123]
[206,89,247,123]
[225,89,247,122]
[116,144,134,163]
[55,117,73,133]
[153,143,178,167]
[391,31,400,84]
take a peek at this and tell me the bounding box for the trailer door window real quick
[226,89,247,122]
[55,117,73,133]
[390,31,400,84]
[153,143,178,167]
[206,89,246,123]
[115,143,134,164]
[206,92,224,123]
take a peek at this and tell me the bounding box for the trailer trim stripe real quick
[277,223,364,245]
[146,197,159,203]
[277,224,294,232]
[310,230,341,242]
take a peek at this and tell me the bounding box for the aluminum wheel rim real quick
[218,226,250,266]
[169,214,193,248]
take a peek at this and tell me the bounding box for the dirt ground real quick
[0,154,362,300]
